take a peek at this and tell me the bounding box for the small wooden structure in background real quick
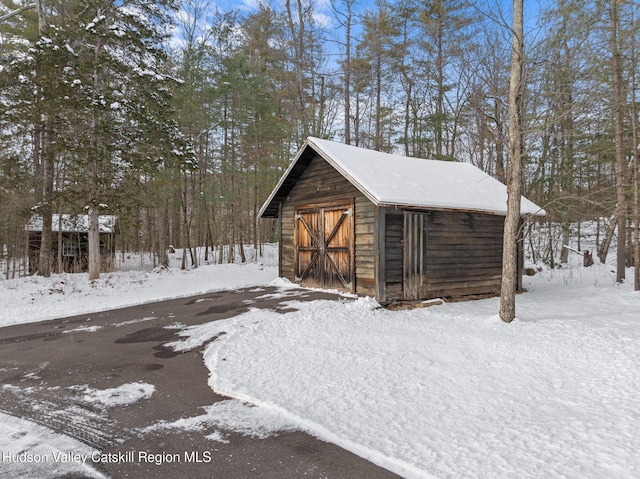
[259,137,545,303]
[25,214,118,274]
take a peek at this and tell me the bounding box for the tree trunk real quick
[375,51,382,150]
[239,234,246,263]
[610,0,626,283]
[343,1,352,144]
[435,14,444,160]
[285,0,308,137]
[633,116,640,289]
[37,212,52,276]
[157,198,169,268]
[560,223,570,264]
[598,214,617,264]
[87,15,103,282]
[499,0,524,323]
[630,6,640,291]
[494,101,506,183]
[37,156,53,277]
[87,206,100,281]
[35,2,53,278]
[57,215,63,273]
[635,149,640,290]
[546,220,556,268]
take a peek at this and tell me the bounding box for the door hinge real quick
[344,209,353,216]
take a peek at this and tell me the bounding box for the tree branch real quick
[0,3,36,23]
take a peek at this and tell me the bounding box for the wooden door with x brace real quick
[294,201,354,292]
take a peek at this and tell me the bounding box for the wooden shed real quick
[25,214,118,274]
[259,137,545,303]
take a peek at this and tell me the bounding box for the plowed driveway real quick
[0,286,400,479]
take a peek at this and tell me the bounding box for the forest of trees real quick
[0,0,639,291]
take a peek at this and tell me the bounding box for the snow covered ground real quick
[0,245,278,328]
[0,410,108,479]
[171,263,640,479]
[1,241,639,478]
[0,381,158,479]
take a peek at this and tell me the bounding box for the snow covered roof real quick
[25,214,118,233]
[259,137,545,217]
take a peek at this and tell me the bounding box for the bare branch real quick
[0,3,36,23]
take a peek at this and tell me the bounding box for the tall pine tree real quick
[3,0,192,280]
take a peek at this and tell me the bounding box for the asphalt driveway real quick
[0,286,401,479]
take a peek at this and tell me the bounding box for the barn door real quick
[403,212,429,300]
[295,202,354,291]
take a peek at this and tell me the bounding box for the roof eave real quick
[306,137,381,207]
[258,138,314,218]
[259,136,547,219]
[377,201,545,217]
[259,137,382,218]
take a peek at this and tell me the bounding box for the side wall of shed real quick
[383,208,404,300]
[279,154,376,296]
[384,209,505,301]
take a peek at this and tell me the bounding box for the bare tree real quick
[332,0,357,144]
[499,0,524,323]
[610,0,627,283]
[631,5,640,291]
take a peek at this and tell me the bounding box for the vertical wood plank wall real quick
[279,154,375,295]
[425,211,504,298]
[277,153,511,301]
[403,211,429,300]
[384,209,404,299]
[384,209,505,301]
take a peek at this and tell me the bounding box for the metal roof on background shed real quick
[259,137,546,218]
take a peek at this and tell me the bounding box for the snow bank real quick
[172,263,640,479]
[0,262,277,327]
[143,399,296,443]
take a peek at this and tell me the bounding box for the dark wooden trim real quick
[374,205,386,302]
[379,203,534,219]
[350,200,357,293]
[295,198,355,212]
[278,203,283,278]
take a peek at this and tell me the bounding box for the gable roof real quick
[25,214,118,233]
[259,137,545,218]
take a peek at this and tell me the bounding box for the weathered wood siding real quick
[384,209,404,300]
[403,212,430,300]
[276,152,508,301]
[355,196,375,295]
[279,154,375,295]
[384,209,505,300]
[295,201,354,290]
